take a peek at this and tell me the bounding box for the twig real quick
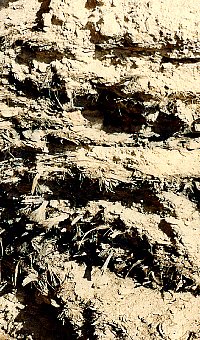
[125,259,144,278]
[101,250,113,274]
[0,237,3,257]
[79,225,109,244]
[14,261,20,287]
[31,173,41,195]
[53,91,64,110]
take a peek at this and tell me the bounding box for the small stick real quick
[101,250,113,274]
[0,237,3,257]
[31,173,41,195]
[125,259,144,278]
[80,225,108,243]
[14,261,20,287]
[53,91,64,110]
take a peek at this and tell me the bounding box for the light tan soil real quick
[0,0,200,339]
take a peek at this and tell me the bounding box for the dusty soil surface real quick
[0,0,200,339]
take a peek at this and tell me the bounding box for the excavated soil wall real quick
[0,1,200,339]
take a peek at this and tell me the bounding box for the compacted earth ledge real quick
[0,0,200,339]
